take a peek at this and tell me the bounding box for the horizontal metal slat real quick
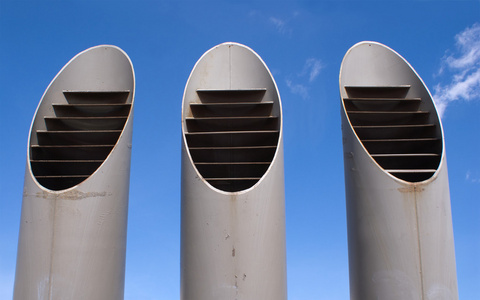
[30,145,113,160]
[348,111,429,114]
[372,154,440,170]
[185,130,279,147]
[345,85,410,98]
[386,169,437,173]
[36,130,122,145]
[189,147,276,163]
[190,102,273,117]
[354,124,435,128]
[189,145,276,150]
[354,124,436,139]
[45,116,128,131]
[363,138,441,154]
[196,89,267,103]
[63,91,130,104]
[347,111,430,126]
[344,98,422,112]
[362,137,440,142]
[52,103,131,117]
[186,116,278,132]
[344,98,421,101]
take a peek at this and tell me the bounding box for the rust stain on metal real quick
[30,190,109,200]
[398,185,425,194]
[398,186,416,193]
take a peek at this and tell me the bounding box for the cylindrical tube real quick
[14,45,135,300]
[181,42,287,300]
[340,41,458,300]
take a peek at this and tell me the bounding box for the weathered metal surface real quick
[340,41,458,299]
[14,45,135,300]
[181,43,286,299]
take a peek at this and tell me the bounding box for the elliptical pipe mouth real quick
[181,42,283,192]
[340,41,444,183]
[28,45,135,191]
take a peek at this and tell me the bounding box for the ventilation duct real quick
[181,42,286,299]
[340,41,458,300]
[14,45,135,300]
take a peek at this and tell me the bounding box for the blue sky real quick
[1,1,479,299]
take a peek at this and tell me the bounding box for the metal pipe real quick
[340,41,458,300]
[181,42,287,299]
[14,45,135,300]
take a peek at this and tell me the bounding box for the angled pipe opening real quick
[28,46,135,191]
[182,43,282,192]
[340,43,443,183]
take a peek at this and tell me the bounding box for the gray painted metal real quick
[181,42,287,299]
[340,41,458,299]
[14,45,135,300]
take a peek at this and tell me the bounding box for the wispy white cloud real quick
[286,79,309,100]
[249,10,300,37]
[269,17,289,35]
[303,58,323,82]
[286,58,323,99]
[466,170,480,184]
[434,23,480,117]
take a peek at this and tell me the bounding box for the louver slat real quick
[185,89,279,192]
[185,131,279,147]
[186,116,278,132]
[344,98,421,112]
[52,103,131,117]
[36,130,122,145]
[44,117,128,131]
[30,91,131,190]
[189,146,276,163]
[31,145,114,160]
[190,102,274,117]
[196,89,266,103]
[343,85,441,182]
[62,91,130,104]
[353,124,436,139]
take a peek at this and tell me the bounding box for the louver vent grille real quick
[185,89,279,192]
[31,91,131,190]
[344,86,441,182]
